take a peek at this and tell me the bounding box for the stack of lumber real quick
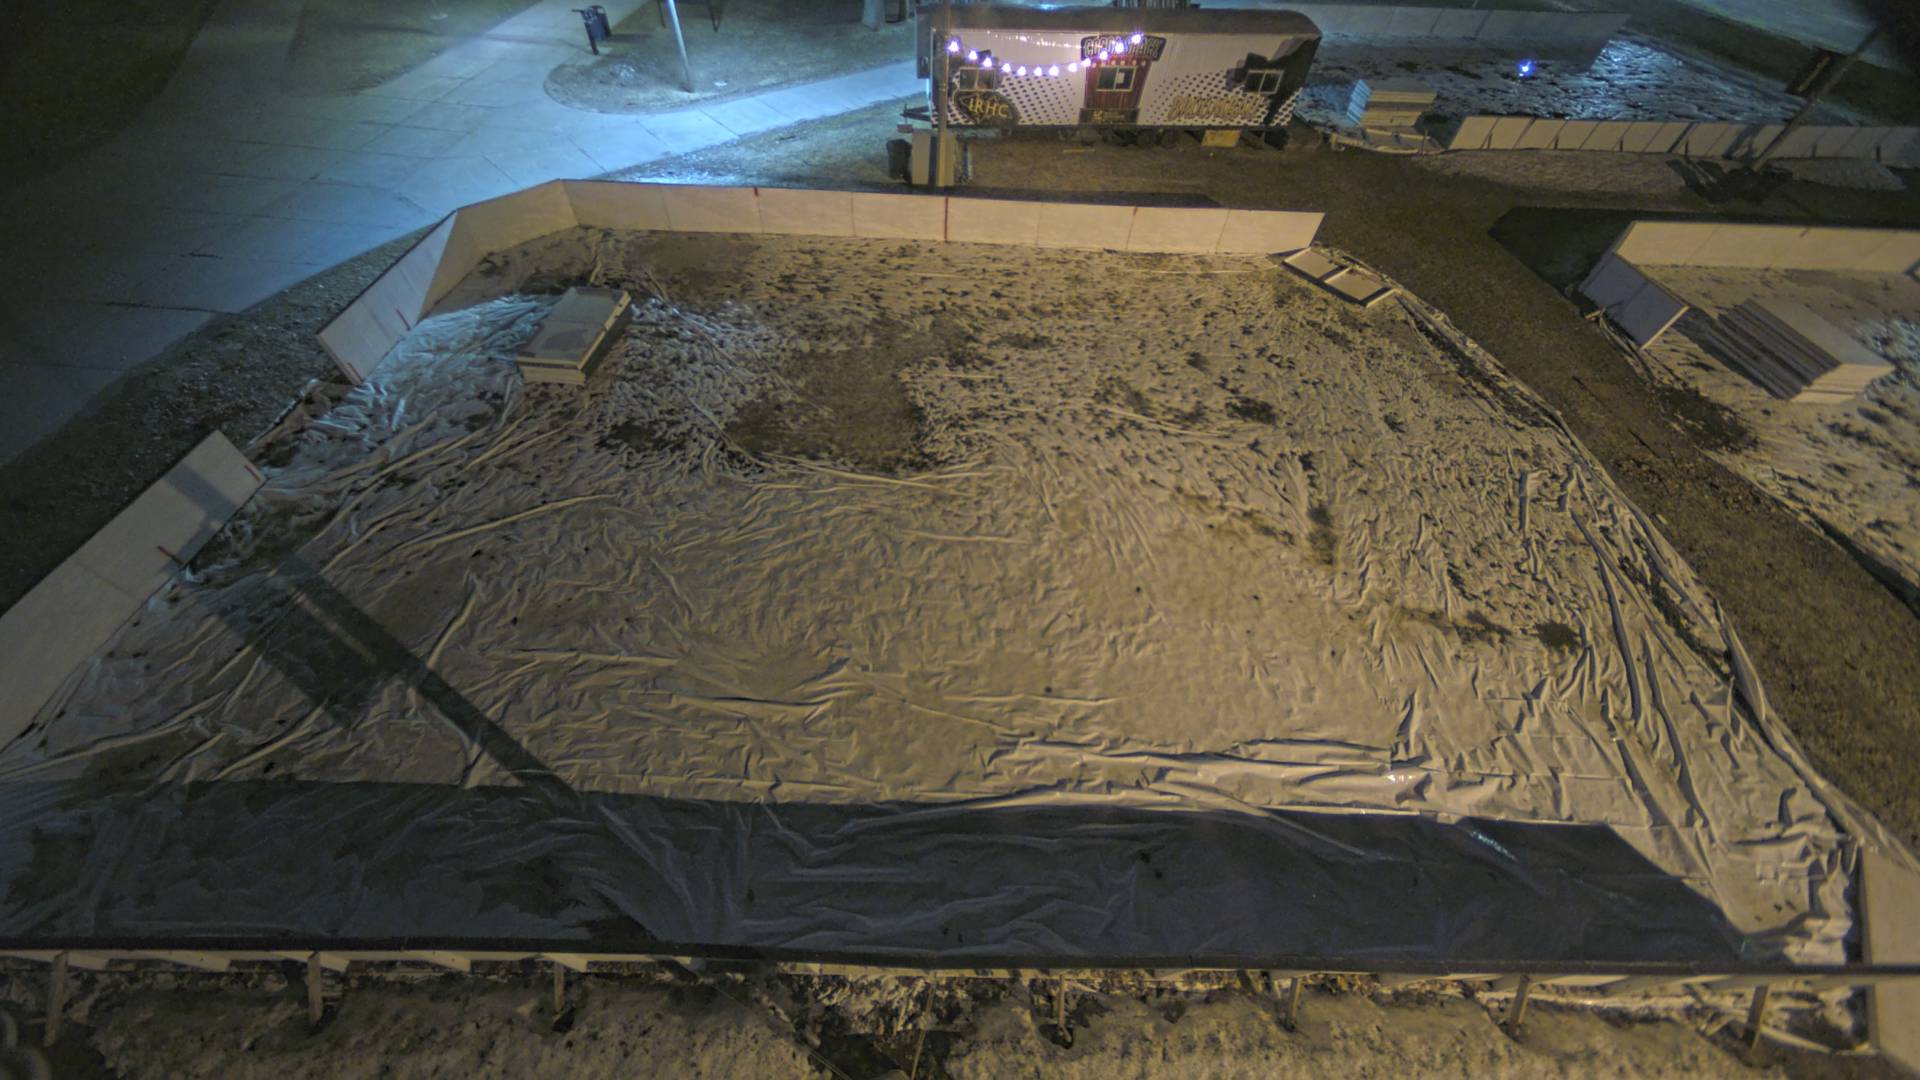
[1718,298,1892,404]
[1345,79,1435,130]
[517,286,631,386]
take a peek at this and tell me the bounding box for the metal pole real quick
[662,0,695,93]
[934,0,952,187]
[1749,26,1882,171]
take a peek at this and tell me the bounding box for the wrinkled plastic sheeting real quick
[0,235,1881,966]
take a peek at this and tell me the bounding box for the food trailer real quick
[916,5,1321,133]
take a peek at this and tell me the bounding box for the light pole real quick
[1748,25,1883,173]
[662,0,695,92]
[934,0,952,186]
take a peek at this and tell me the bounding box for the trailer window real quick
[1246,69,1284,95]
[956,66,999,91]
[1094,66,1136,92]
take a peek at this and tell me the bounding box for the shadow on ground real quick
[0,560,1752,965]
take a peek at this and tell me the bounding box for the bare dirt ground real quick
[3,967,1904,1079]
[545,0,911,114]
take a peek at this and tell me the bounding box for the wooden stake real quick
[553,962,567,1015]
[1744,983,1771,1056]
[307,952,325,1026]
[1502,974,1532,1037]
[46,951,69,1047]
[1282,976,1304,1031]
[1054,979,1067,1038]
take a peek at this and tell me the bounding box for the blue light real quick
[1517,59,1536,77]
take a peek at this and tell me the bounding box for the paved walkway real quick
[0,0,917,463]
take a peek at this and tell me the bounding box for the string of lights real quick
[944,31,1149,77]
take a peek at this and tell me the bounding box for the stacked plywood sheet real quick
[517,286,632,386]
[1718,298,1893,403]
[1345,79,1435,131]
[1281,247,1397,308]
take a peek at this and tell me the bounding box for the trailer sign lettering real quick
[954,90,1017,124]
[1080,34,1165,61]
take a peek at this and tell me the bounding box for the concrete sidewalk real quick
[0,0,918,463]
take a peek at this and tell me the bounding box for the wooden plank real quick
[0,431,263,748]
[1282,248,1343,282]
[276,950,350,972]
[47,952,68,1046]
[413,951,473,973]
[1865,851,1920,1073]
[145,951,233,972]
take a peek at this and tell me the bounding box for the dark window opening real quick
[956,66,1000,91]
[1095,66,1136,92]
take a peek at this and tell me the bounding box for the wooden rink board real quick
[1866,852,1920,1072]
[318,182,1326,388]
[0,432,262,745]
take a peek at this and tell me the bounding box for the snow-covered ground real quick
[1637,266,1920,604]
[1297,34,1865,131]
[0,230,1891,966]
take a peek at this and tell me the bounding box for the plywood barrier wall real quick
[0,432,263,746]
[319,182,580,384]
[1446,118,1920,165]
[318,182,1326,384]
[1608,221,1920,273]
[1578,252,1690,346]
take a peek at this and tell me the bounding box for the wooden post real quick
[1054,979,1068,1039]
[933,0,952,187]
[45,951,69,1047]
[1282,975,1304,1031]
[307,952,325,1026]
[553,962,567,1015]
[1744,984,1771,1056]
[1502,974,1532,1037]
[661,0,695,93]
